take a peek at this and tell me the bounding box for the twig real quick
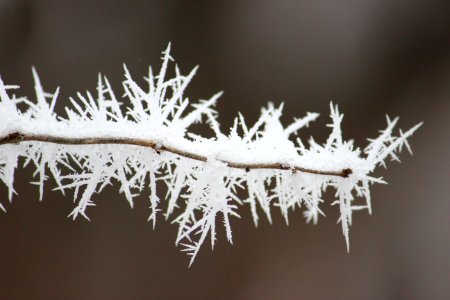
[0,131,353,178]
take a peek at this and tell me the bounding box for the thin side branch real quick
[0,131,352,178]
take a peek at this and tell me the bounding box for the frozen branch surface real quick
[0,45,421,265]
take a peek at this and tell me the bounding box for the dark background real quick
[0,1,449,299]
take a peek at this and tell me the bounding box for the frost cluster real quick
[0,45,420,265]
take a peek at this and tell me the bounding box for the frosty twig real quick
[0,44,420,265]
[0,132,353,178]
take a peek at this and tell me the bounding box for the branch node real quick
[1,132,24,144]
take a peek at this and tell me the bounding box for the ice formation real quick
[0,45,421,265]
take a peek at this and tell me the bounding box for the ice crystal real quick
[0,44,421,266]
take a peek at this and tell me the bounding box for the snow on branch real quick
[0,44,421,266]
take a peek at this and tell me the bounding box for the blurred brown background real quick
[0,0,449,299]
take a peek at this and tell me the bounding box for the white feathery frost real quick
[0,44,421,266]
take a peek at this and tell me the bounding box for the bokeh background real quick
[0,1,449,299]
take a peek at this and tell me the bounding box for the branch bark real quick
[0,131,353,178]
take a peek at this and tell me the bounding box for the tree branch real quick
[0,131,353,178]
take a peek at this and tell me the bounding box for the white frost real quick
[0,44,421,265]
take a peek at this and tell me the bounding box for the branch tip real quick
[342,168,353,178]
